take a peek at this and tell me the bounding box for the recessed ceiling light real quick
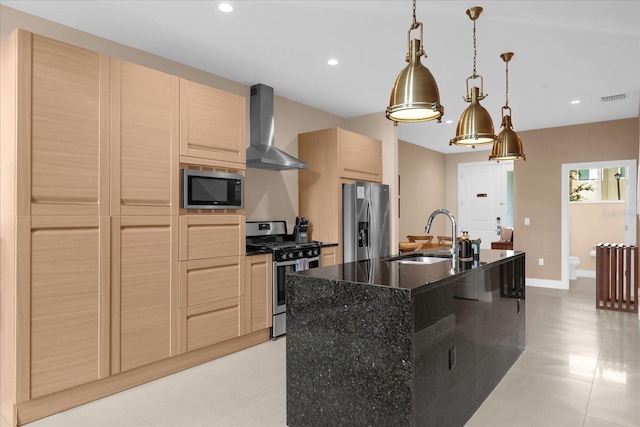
[218,3,233,13]
[445,120,453,124]
[570,100,581,104]
[327,58,339,66]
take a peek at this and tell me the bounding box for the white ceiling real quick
[2,0,639,154]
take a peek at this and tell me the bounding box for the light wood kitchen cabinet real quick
[1,29,267,426]
[298,127,383,264]
[30,216,111,398]
[180,78,246,168]
[179,256,244,308]
[182,297,245,352]
[179,214,245,261]
[177,215,246,352]
[18,31,110,217]
[110,59,179,216]
[1,29,111,407]
[245,254,273,333]
[338,130,383,182]
[321,246,338,267]
[111,216,178,373]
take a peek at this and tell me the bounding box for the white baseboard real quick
[577,269,595,278]
[525,277,567,290]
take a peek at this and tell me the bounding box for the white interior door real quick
[459,162,513,248]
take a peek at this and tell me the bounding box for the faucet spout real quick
[425,209,457,263]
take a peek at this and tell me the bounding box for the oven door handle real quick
[275,259,298,268]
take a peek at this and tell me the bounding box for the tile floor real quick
[26,278,639,427]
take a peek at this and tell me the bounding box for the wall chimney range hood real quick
[246,84,308,170]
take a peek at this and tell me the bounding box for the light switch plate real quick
[524,218,530,225]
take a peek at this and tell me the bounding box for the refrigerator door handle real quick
[366,196,374,260]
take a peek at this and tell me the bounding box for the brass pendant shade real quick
[450,86,496,146]
[386,0,443,124]
[490,113,526,161]
[450,6,497,147]
[387,39,443,123]
[489,52,526,161]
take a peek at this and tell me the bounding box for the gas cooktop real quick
[246,220,320,254]
[246,241,320,251]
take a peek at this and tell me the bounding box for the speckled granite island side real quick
[286,250,525,427]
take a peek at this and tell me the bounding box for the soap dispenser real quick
[459,231,473,261]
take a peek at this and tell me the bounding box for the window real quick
[569,167,626,202]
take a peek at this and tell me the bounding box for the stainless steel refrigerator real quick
[343,182,390,263]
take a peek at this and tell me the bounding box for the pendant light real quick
[386,0,444,124]
[450,7,497,147]
[489,52,526,161]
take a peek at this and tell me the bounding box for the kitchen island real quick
[286,249,525,427]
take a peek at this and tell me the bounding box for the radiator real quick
[596,243,638,313]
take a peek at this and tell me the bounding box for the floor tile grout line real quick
[581,295,605,427]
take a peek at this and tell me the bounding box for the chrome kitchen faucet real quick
[425,209,457,264]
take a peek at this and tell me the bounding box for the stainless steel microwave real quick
[181,169,243,209]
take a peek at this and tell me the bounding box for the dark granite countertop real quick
[293,248,523,293]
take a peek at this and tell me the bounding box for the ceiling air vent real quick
[600,93,627,102]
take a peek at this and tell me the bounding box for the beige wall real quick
[244,96,344,226]
[397,140,447,242]
[515,118,638,281]
[569,202,625,272]
[433,118,638,283]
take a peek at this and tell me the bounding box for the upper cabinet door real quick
[179,79,246,168]
[338,129,382,183]
[29,34,110,216]
[111,60,179,216]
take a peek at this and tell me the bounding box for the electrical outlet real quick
[538,258,544,266]
[448,346,456,370]
[524,218,530,225]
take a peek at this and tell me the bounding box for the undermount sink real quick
[387,253,451,265]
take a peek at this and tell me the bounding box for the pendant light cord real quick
[412,0,418,29]
[505,59,509,107]
[472,18,477,78]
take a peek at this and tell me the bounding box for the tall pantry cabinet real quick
[110,58,180,373]
[1,29,264,427]
[1,31,112,407]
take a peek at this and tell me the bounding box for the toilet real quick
[569,256,580,280]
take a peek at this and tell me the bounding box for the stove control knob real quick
[298,251,303,258]
[288,253,294,259]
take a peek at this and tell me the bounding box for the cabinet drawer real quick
[321,246,339,266]
[183,297,244,352]
[179,215,244,260]
[179,256,244,308]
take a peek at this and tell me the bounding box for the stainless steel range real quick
[246,220,321,339]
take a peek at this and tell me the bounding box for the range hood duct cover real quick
[247,84,308,170]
